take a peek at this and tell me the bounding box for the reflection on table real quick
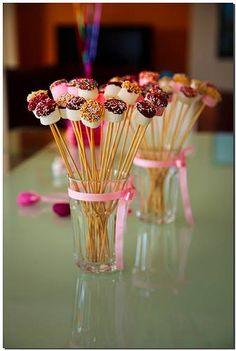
[71,222,194,348]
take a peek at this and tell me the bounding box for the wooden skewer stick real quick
[77,121,92,180]
[177,103,205,151]
[90,128,98,181]
[50,125,74,178]
[103,123,114,176]
[72,121,93,186]
[118,125,141,177]
[123,125,148,176]
[151,120,156,150]
[108,124,149,215]
[71,122,85,179]
[101,120,124,189]
[163,94,178,148]
[99,122,112,182]
[116,107,133,175]
[53,124,82,179]
[99,123,103,170]
[99,122,116,194]
[160,108,168,158]
[168,102,188,153]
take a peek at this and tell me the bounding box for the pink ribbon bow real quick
[68,177,136,270]
[133,146,194,225]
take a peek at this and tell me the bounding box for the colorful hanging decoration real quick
[74,3,102,78]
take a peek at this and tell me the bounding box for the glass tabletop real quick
[3,133,234,348]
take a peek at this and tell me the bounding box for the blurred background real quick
[3,3,234,171]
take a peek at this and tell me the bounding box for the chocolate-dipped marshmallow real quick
[178,86,199,104]
[104,98,127,123]
[35,98,60,125]
[133,100,156,126]
[66,96,86,121]
[145,90,169,116]
[27,90,49,117]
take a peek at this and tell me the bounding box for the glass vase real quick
[134,151,179,224]
[68,175,127,273]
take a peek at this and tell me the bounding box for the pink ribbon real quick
[133,146,194,225]
[68,177,136,270]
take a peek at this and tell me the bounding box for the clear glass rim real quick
[68,169,128,184]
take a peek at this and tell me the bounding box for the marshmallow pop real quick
[66,96,86,121]
[27,90,49,117]
[170,74,190,92]
[178,86,200,105]
[104,98,127,123]
[133,100,156,126]
[104,81,122,99]
[145,90,169,116]
[118,81,142,105]
[50,79,68,100]
[67,79,80,96]
[34,98,60,125]
[56,94,73,119]
[139,71,159,86]
[80,100,104,128]
[199,82,222,107]
[77,78,99,100]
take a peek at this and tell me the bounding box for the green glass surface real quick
[4,133,234,348]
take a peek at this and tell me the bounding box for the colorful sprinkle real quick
[198,82,222,101]
[50,79,67,89]
[80,100,103,123]
[142,82,160,96]
[122,81,141,94]
[27,90,48,111]
[172,74,190,85]
[77,78,98,90]
[139,71,159,84]
[35,98,57,117]
[56,93,73,108]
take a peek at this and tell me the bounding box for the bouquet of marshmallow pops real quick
[27,71,221,259]
[132,72,221,218]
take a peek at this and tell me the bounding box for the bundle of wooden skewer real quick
[27,76,158,263]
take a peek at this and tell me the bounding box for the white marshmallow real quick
[104,110,125,123]
[59,108,67,119]
[177,92,201,105]
[118,88,139,105]
[133,108,152,126]
[104,84,121,99]
[40,109,61,126]
[66,108,82,122]
[77,88,99,100]
[81,118,101,129]
[33,110,41,119]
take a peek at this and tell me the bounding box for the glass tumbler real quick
[68,176,127,273]
[134,152,179,224]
